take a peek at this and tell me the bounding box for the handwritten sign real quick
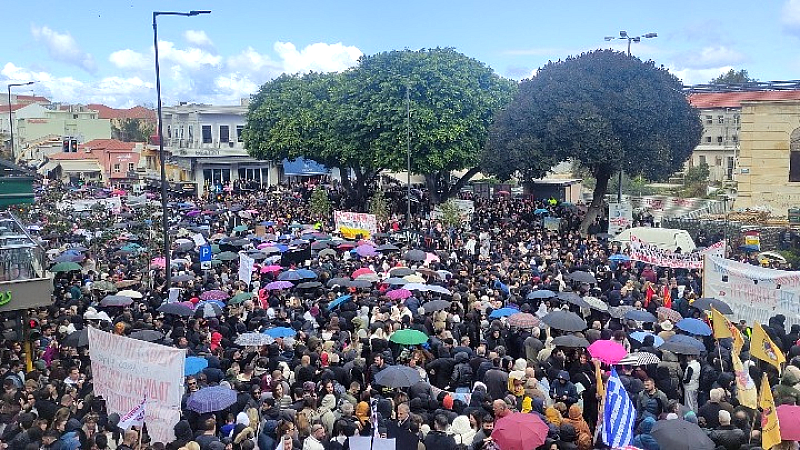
[705,256,800,326]
[629,236,725,269]
[88,327,186,444]
[334,211,378,239]
[608,202,633,235]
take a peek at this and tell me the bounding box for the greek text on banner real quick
[629,236,725,269]
[88,327,186,444]
[334,211,377,239]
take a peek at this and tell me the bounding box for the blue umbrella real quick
[277,271,302,281]
[527,290,556,300]
[664,334,706,352]
[609,254,630,261]
[185,356,208,376]
[296,269,317,280]
[186,386,237,413]
[624,309,658,323]
[676,318,712,336]
[489,307,518,319]
[327,294,352,311]
[534,208,549,215]
[629,331,664,347]
[263,327,296,338]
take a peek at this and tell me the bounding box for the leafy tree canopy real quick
[710,69,757,85]
[486,50,702,233]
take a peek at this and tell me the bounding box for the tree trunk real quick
[579,169,610,236]
[424,173,441,205]
[442,167,480,202]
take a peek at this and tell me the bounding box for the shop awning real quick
[282,157,329,176]
[57,160,103,173]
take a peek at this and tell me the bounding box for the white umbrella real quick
[117,289,144,299]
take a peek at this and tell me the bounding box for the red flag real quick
[662,285,672,309]
[645,284,655,308]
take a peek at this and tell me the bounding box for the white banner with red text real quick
[629,236,725,269]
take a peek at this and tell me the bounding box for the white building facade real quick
[162,101,277,196]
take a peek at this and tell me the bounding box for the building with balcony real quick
[162,100,277,196]
[43,139,143,188]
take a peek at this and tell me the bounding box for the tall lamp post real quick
[604,30,657,202]
[6,81,34,161]
[406,86,412,224]
[153,10,210,289]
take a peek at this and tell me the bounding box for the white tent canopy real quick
[613,227,696,252]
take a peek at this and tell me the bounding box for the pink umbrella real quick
[177,301,196,310]
[492,413,548,450]
[357,239,376,247]
[200,290,229,301]
[386,289,412,300]
[150,257,166,269]
[262,265,282,273]
[778,404,800,440]
[425,252,440,264]
[587,339,628,365]
[352,268,375,279]
[257,243,271,249]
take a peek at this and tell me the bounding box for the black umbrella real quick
[389,267,415,277]
[373,365,421,388]
[172,274,194,283]
[195,302,224,318]
[348,280,373,289]
[311,241,329,250]
[62,329,89,348]
[691,297,733,315]
[567,271,597,284]
[403,249,426,262]
[659,340,701,356]
[422,299,451,314]
[552,335,590,348]
[608,305,634,319]
[158,302,194,317]
[557,291,591,309]
[624,309,658,323]
[540,310,586,331]
[176,242,194,252]
[100,295,134,307]
[651,416,715,450]
[296,281,322,289]
[527,290,556,300]
[129,330,165,342]
[376,243,400,252]
[327,277,351,288]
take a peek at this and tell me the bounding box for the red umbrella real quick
[778,404,800,440]
[492,413,548,450]
[587,339,628,365]
[351,268,375,279]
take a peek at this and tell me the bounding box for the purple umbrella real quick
[186,386,237,413]
[356,245,378,257]
[200,290,229,301]
[265,280,293,290]
[186,210,201,217]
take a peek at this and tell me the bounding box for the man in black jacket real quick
[423,414,457,450]
[709,410,747,450]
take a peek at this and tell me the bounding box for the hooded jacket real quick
[632,417,659,450]
[562,405,592,450]
[451,415,476,447]
[556,423,579,450]
[774,365,800,406]
[549,371,578,405]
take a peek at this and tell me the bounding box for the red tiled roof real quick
[14,95,50,104]
[0,104,27,113]
[80,139,137,151]
[689,91,800,109]
[48,152,99,161]
[87,104,156,120]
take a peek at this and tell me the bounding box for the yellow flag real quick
[732,345,757,409]
[711,307,732,339]
[760,373,782,450]
[751,322,786,372]
[594,359,605,399]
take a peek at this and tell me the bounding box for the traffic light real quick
[26,318,41,342]
[1,318,20,341]
[70,139,78,152]
[63,139,70,152]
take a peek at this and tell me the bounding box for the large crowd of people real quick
[0,180,794,450]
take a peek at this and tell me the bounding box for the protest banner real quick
[57,197,122,213]
[239,252,255,284]
[88,327,186,444]
[608,202,633,235]
[629,236,725,269]
[704,255,800,326]
[334,211,378,239]
[544,217,561,231]
[431,199,474,222]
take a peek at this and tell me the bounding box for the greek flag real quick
[602,368,636,448]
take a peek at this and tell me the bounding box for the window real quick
[705,115,713,124]
[178,125,184,140]
[236,125,244,142]
[791,128,800,182]
[219,125,230,143]
[726,156,734,180]
[202,125,212,143]
[718,115,724,124]
[167,125,171,139]
[128,162,135,173]
[715,156,723,166]
[699,155,707,166]
[705,136,712,143]
[717,136,723,144]
[732,135,738,143]
[188,125,193,142]
[113,163,121,173]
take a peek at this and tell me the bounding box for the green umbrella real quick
[211,244,221,254]
[217,251,238,261]
[50,261,82,273]
[91,280,117,292]
[229,292,253,305]
[233,225,248,232]
[211,259,223,266]
[389,329,429,346]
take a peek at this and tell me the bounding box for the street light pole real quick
[6,81,34,161]
[603,30,657,202]
[153,10,210,290]
[406,85,411,225]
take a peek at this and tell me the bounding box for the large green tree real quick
[710,69,756,85]
[244,48,516,208]
[486,50,702,234]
